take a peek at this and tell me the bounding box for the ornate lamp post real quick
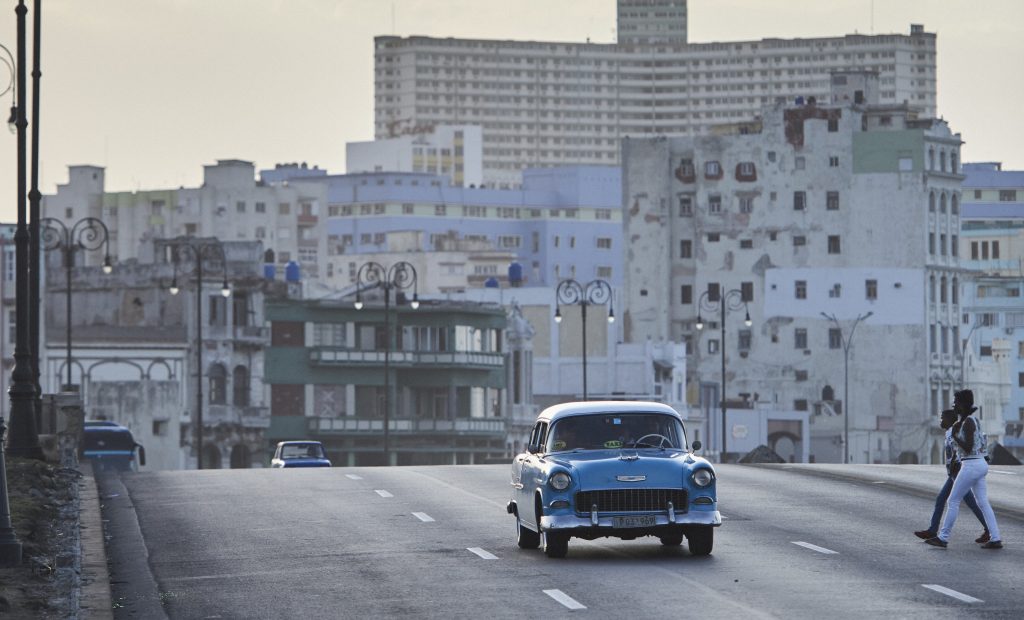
[553,279,614,401]
[354,261,418,465]
[40,217,112,390]
[820,311,873,464]
[167,238,230,470]
[959,317,982,389]
[695,289,751,462]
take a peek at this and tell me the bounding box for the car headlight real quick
[549,472,571,491]
[692,469,714,487]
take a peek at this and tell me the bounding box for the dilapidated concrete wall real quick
[90,380,184,471]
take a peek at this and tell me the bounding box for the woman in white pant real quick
[926,389,1003,549]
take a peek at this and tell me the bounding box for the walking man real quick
[925,390,1003,549]
[915,407,988,542]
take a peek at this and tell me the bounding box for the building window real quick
[993,241,1000,259]
[929,233,935,255]
[678,195,694,216]
[971,241,978,260]
[707,233,720,242]
[403,203,414,214]
[795,280,807,299]
[596,238,612,250]
[435,205,447,216]
[741,281,753,302]
[828,235,841,254]
[208,364,227,404]
[999,190,1017,202]
[707,282,720,302]
[708,195,722,214]
[795,370,808,381]
[740,239,753,249]
[795,328,808,350]
[704,161,722,179]
[739,196,754,214]
[829,328,842,349]
[236,201,246,213]
[736,162,757,181]
[676,159,696,183]
[829,156,839,167]
[793,236,806,247]
[681,285,692,304]
[827,118,839,132]
[940,234,947,256]
[279,203,290,215]
[794,399,808,411]
[680,240,692,259]
[233,365,250,406]
[866,279,878,300]
[794,191,806,210]
[795,157,805,170]
[255,201,266,213]
[738,329,752,351]
[826,191,840,210]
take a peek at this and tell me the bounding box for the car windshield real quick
[82,429,136,451]
[545,413,686,452]
[281,443,325,459]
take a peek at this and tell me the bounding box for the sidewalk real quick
[79,462,113,619]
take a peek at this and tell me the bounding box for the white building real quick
[623,87,966,464]
[346,124,483,188]
[374,0,936,186]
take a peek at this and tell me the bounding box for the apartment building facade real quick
[623,94,969,464]
[375,0,936,186]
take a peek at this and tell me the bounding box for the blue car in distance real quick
[82,421,146,472]
[507,401,720,558]
[271,441,332,468]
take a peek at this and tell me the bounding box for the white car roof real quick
[536,401,682,423]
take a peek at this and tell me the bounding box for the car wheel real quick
[686,526,714,556]
[659,533,683,546]
[516,513,540,549]
[543,531,569,558]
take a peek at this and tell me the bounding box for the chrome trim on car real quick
[667,501,675,524]
[693,496,714,505]
[541,510,721,531]
[616,475,647,482]
[591,504,599,526]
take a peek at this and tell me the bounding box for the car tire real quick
[516,513,540,549]
[686,526,714,556]
[659,533,683,546]
[543,531,569,558]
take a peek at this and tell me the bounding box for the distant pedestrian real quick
[925,389,1003,549]
[914,407,988,543]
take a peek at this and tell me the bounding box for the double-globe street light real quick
[696,289,751,462]
[820,311,873,464]
[354,261,419,465]
[40,217,113,390]
[959,317,983,389]
[553,279,614,401]
[167,238,231,470]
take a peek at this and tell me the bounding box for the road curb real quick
[79,461,113,619]
[745,464,1024,522]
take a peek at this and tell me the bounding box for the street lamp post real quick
[167,238,230,470]
[695,289,751,462]
[959,318,982,389]
[40,217,113,390]
[553,279,614,401]
[821,311,873,464]
[354,261,418,465]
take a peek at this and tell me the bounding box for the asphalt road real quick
[102,463,1024,619]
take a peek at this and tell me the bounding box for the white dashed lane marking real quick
[412,512,435,522]
[345,474,363,480]
[791,541,838,555]
[990,470,1016,475]
[543,589,586,610]
[922,584,983,603]
[375,490,394,498]
[467,547,498,560]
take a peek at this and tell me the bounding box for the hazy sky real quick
[0,0,1021,221]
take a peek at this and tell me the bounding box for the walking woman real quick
[926,389,1003,549]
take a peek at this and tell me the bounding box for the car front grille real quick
[575,488,688,514]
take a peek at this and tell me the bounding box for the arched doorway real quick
[230,444,252,469]
[202,443,222,469]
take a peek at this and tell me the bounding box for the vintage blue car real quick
[507,401,719,558]
[271,441,332,468]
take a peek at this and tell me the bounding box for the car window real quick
[546,413,685,452]
[281,444,324,459]
[83,429,136,451]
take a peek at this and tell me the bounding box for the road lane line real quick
[375,490,393,498]
[871,481,886,484]
[467,547,498,560]
[791,541,838,555]
[990,470,1016,475]
[412,512,435,522]
[543,589,586,611]
[345,474,363,480]
[922,584,983,603]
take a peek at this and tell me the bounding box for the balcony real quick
[204,404,270,428]
[308,416,506,437]
[234,325,269,344]
[310,348,504,368]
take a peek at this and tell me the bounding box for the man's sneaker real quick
[981,540,1003,549]
[976,531,991,544]
[924,537,948,548]
[915,529,936,540]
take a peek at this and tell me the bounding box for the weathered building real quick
[623,86,965,463]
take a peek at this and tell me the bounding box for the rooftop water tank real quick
[484,277,499,288]
[285,261,301,282]
[508,262,523,286]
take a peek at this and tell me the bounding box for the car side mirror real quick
[136,444,146,467]
[691,440,702,452]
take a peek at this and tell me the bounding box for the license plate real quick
[612,515,657,528]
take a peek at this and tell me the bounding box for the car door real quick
[517,422,548,529]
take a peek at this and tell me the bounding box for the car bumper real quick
[540,510,721,532]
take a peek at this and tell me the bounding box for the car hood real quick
[548,449,700,489]
[282,458,332,468]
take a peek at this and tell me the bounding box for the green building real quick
[265,297,509,466]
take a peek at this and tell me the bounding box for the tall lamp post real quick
[167,238,230,470]
[959,318,982,389]
[40,217,113,390]
[553,279,614,400]
[354,261,418,465]
[821,311,873,464]
[695,289,751,462]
